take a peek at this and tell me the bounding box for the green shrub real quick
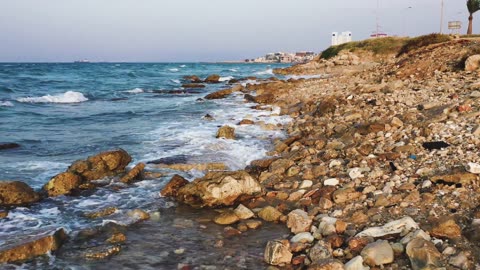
[397,33,451,56]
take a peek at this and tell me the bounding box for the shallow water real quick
[0,62,291,268]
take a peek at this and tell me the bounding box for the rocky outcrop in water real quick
[216,125,235,139]
[205,85,243,99]
[0,181,40,206]
[43,172,83,197]
[204,74,221,83]
[176,170,263,208]
[0,143,20,151]
[68,149,132,181]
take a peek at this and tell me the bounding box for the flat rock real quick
[356,216,419,238]
[216,125,235,139]
[160,174,189,197]
[258,206,283,222]
[120,162,145,184]
[214,210,240,225]
[361,240,394,266]
[234,204,254,219]
[430,217,462,239]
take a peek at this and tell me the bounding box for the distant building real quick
[245,51,317,64]
[331,31,352,46]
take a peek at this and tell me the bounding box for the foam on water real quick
[219,76,234,82]
[125,88,144,94]
[255,68,274,75]
[171,79,181,84]
[179,65,186,68]
[169,68,179,72]
[229,68,238,72]
[286,74,325,80]
[0,101,13,107]
[16,91,88,104]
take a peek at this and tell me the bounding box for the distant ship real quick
[74,59,91,63]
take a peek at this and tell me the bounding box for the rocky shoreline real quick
[3,37,480,269]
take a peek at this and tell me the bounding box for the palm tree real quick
[467,0,480,34]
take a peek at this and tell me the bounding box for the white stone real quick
[466,162,480,174]
[234,204,254,220]
[345,256,370,270]
[356,216,419,238]
[324,178,340,186]
[329,159,342,168]
[299,180,313,189]
[421,180,432,189]
[290,232,314,243]
[400,229,431,245]
[348,168,363,179]
[361,240,394,266]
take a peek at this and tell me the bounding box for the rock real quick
[356,216,419,238]
[204,74,221,83]
[183,75,202,83]
[430,173,476,185]
[85,245,121,260]
[177,170,263,208]
[238,119,255,125]
[224,226,242,237]
[348,168,363,179]
[127,209,150,222]
[449,252,469,269]
[291,232,314,243]
[160,174,189,197]
[0,143,20,150]
[258,206,283,222]
[253,93,275,104]
[287,209,313,234]
[319,197,334,210]
[0,229,67,263]
[345,256,369,270]
[84,207,118,219]
[465,54,480,71]
[264,240,293,266]
[465,162,480,174]
[391,117,403,127]
[245,219,262,229]
[422,141,449,151]
[360,240,394,266]
[120,163,145,184]
[299,180,313,189]
[308,240,333,263]
[154,163,227,171]
[214,210,240,225]
[308,259,345,270]
[0,210,7,219]
[216,125,235,139]
[0,181,40,206]
[234,204,254,219]
[182,83,205,88]
[106,232,127,244]
[205,88,236,99]
[324,178,339,186]
[333,188,361,204]
[68,149,132,181]
[430,217,462,239]
[406,238,443,270]
[43,172,83,197]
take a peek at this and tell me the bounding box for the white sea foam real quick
[286,74,325,80]
[219,76,234,82]
[179,65,186,68]
[241,79,259,87]
[125,88,144,94]
[169,68,179,72]
[171,79,181,84]
[255,68,274,75]
[17,91,88,104]
[0,101,13,107]
[229,68,238,72]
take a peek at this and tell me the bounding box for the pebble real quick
[465,162,480,174]
[290,232,314,243]
[324,178,339,186]
[345,256,370,270]
[360,240,394,266]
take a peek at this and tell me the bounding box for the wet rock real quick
[345,256,369,270]
[0,228,67,263]
[106,232,126,244]
[154,163,227,171]
[406,238,443,270]
[182,83,205,89]
[430,217,462,239]
[0,143,20,150]
[238,119,255,125]
[308,259,344,270]
[177,170,263,208]
[0,210,7,219]
[120,162,145,184]
[85,245,121,260]
[43,172,83,197]
[68,149,132,181]
[0,181,40,206]
[183,75,202,83]
[216,125,235,139]
[308,240,333,263]
[258,206,283,222]
[160,174,189,197]
[422,141,449,151]
[287,209,313,234]
[126,209,150,222]
[205,85,242,99]
[224,226,242,237]
[245,219,262,229]
[234,204,254,219]
[361,240,394,266]
[264,240,293,266]
[84,207,118,219]
[465,54,480,71]
[356,216,419,238]
[214,210,240,225]
[204,74,221,83]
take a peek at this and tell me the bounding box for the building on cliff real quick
[331,31,353,46]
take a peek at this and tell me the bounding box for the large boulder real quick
[120,163,145,184]
[0,229,67,263]
[204,74,221,83]
[176,170,263,208]
[465,54,480,72]
[406,238,443,270]
[161,174,189,197]
[183,75,202,83]
[43,172,83,197]
[68,149,132,181]
[0,181,40,206]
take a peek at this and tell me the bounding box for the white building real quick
[331,31,352,46]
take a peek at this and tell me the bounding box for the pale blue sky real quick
[0,0,476,62]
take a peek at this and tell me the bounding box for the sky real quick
[0,0,477,62]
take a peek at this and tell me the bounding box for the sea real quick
[0,62,296,269]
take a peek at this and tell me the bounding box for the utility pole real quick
[440,0,444,33]
[376,0,380,37]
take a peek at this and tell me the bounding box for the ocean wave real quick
[169,68,179,72]
[219,76,234,82]
[179,65,186,68]
[0,101,13,107]
[170,79,181,84]
[255,69,274,75]
[229,68,238,72]
[16,91,88,104]
[125,88,144,94]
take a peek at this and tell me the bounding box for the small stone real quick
[174,248,185,254]
[287,209,313,234]
[127,209,150,222]
[391,117,404,127]
[264,240,293,266]
[214,210,240,225]
[309,259,345,270]
[324,178,339,186]
[308,240,333,263]
[333,188,361,204]
[245,219,262,229]
[258,206,283,222]
[319,197,333,210]
[356,216,419,238]
[449,252,469,269]
[406,238,443,270]
[430,217,462,239]
[291,232,314,243]
[465,162,480,174]
[299,180,313,189]
[106,232,126,244]
[348,168,363,179]
[360,240,394,266]
[345,256,369,270]
[234,204,254,220]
